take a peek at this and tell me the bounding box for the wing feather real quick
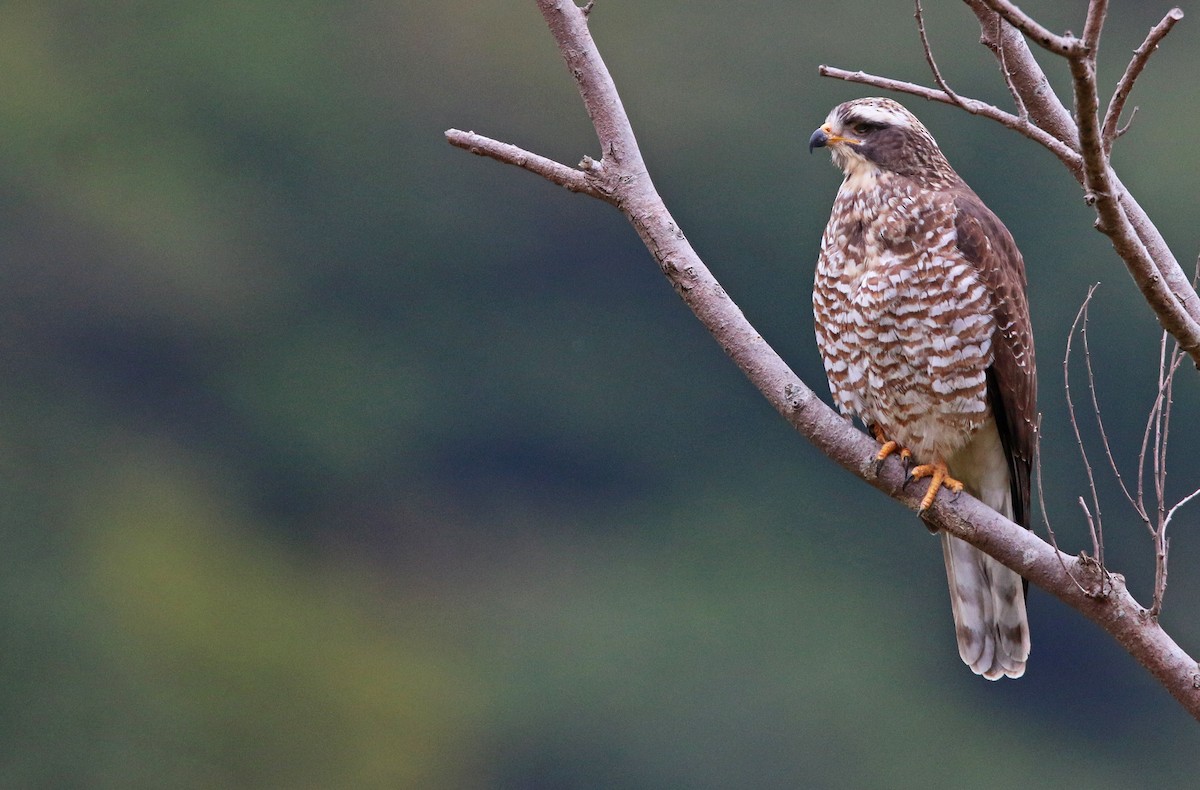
[952,189,1036,530]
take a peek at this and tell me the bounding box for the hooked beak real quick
[808,124,861,153]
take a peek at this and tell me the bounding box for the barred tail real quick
[941,533,1029,679]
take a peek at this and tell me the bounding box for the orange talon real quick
[909,460,965,512]
[872,426,913,470]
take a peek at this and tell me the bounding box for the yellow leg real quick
[908,459,965,512]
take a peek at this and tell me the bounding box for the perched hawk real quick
[809,97,1035,679]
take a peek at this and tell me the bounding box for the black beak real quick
[808,128,828,154]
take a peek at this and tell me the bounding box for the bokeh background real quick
[1,0,1198,786]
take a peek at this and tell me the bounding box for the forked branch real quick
[448,0,1200,718]
[1064,283,1198,618]
[1103,8,1185,154]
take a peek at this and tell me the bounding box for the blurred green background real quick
[1,0,1198,786]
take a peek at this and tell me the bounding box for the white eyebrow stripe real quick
[843,104,909,128]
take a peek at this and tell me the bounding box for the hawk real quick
[809,97,1035,679]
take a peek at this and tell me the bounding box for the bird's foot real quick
[908,460,964,513]
[871,425,912,474]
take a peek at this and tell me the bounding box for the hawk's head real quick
[809,97,956,185]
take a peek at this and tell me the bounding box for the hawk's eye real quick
[852,122,881,136]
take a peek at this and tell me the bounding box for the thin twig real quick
[1135,331,1187,536]
[816,65,1083,172]
[1113,106,1138,141]
[1088,525,1104,586]
[1077,497,1102,570]
[1078,294,1108,568]
[1154,332,1170,522]
[444,129,603,197]
[914,0,966,109]
[1156,333,1186,517]
[1149,333,1186,616]
[1080,285,1140,522]
[1064,286,1106,557]
[1101,8,1185,155]
[1163,486,1200,533]
[1137,361,1160,532]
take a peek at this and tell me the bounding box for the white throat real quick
[838,153,881,192]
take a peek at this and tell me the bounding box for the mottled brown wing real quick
[952,190,1036,529]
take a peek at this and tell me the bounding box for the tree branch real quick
[1101,7,1185,155]
[914,0,966,109]
[967,0,1079,145]
[956,2,1200,365]
[445,130,602,197]
[450,0,1200,719]
[1063,286,1107,566]
[1082,0,1110,56]
[816,65,1082,174]
[980,0,1086,56]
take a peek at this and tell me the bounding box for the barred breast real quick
[812,170,995,464]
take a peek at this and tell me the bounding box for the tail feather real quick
[941,533,1029,679]
[940,414,1031,679]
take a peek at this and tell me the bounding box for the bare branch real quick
[956,1,1200,366]
[1154,333,1171,519]
[1150,332,1187,616]
[914,0,966,108]
[1064,286,1106,558]
[1079,286,1141,520]
[1151,531,1170,619]
[444,129,602,197]
[1086,519,1103,580]
[540,0,649,174]
[966,0,1079,145]
[1138,364,1159,530]
[1060,9,1191,373]
[1077,289,1112,568]
[816,65,1082,172]
[1164,486,1200,533]
[1137,331,1188,533]
[1077,497,1101,569]
[1082,0,1109,56]
[1102,8,1185,155]
[979,0,1086,56]
[1113,105,1138,141]
[1066,292,1194,618]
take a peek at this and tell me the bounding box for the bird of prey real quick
[809,97,1035,679]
